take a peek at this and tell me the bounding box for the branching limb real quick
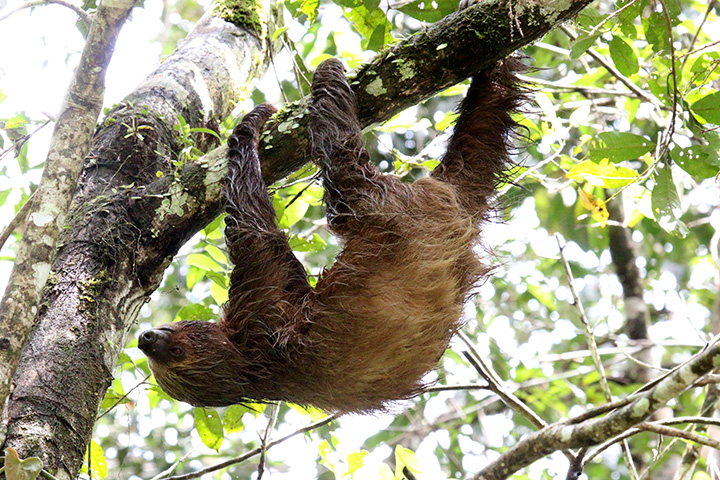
[471,336,720,479]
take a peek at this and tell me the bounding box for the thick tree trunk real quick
[0,0,595,478]
[0,0,135,420]
[0,1,274,476]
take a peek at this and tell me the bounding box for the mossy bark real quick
[0,3,273,478]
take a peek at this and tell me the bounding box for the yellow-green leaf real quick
[210,282,229,305]
[3,447,44,480]
[566,159,638,188]
[651,164,688,237]
[346,450,369,475]
[187,253,223,272]
[691,91,720,124]
[194,408,224,451]
[86,440,108,480]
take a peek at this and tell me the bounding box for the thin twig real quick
[458,331,546,429]
[556,234,612,401]
[656,0,679,165]
[638,422,720,451]
[257,403,279,480]
[556,234,638,477]
[0,192,36,252]
[0,0,91,25]
[159,414,338,480]
[560,25,658,106]
[0,119,52,162]
[588,0,639,36]
[96,373,151,419]
[149,451,196,480]
[680,0,717,70]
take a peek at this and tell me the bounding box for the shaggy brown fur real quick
[138,58,525,414]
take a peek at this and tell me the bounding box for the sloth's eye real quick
[169,346,185,358]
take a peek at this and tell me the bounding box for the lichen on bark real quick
[213,0,266,38]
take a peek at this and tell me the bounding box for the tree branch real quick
[0,0,134,420]
[472,337,720,479]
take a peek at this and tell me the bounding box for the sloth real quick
[139,57,525,414]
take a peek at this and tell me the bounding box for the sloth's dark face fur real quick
[139,321,250,407]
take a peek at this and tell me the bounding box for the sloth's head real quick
[139,321,248,407]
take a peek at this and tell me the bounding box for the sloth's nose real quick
[138,330,157,349]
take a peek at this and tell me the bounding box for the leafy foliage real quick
[1,0,720,478]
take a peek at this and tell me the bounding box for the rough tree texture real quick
[0,0,273,475]
[0,0,135,419]
[0,0,596,478]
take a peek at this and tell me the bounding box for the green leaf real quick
[223,405,248,433]
[205,271,229,289]
[210,282,229,305]
[435,111,458,131]
[3,447,44,480]
[273,193,286,223]
[526,283,556,310]
[397,0,459,22]
[86,440,108,480]
[0,189,11,206]
[299,0,319,22]
[691,91,720,124]
[289,233,326,253]
[693,471,712,480]
[643,11,670,53]
[363,0,379,11]
[204,244,227,265]
[3,113,29,130]
[202,214,224,236]
[318,440,334,472]
[187,127,220,139]
[278,198,309,228]
[194,408,224,451]
[395,445,421,478]
[100,387,125,409]
[344,6,392,47]
[186,253,223,272]
[608,36,639,77]
[651,164,688,237]
[566,159,638,188]
[569,33,600,60]
[587,132,653,163]
[671,145,720,178]
[331,0,361,8]
[346,450,369,475]
[186,265,205,290]
[175,304,215,322]
[272,26,289,41]
[365,23,386,51]
[17,141,29,174]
